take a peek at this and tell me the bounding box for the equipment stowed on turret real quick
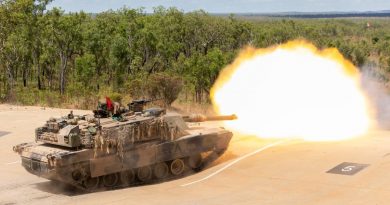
[128,99,151,113]
[13,99,236,191]
[93,97,128,118]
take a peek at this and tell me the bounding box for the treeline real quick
[1,0,390,108]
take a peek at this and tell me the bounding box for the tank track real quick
[69,149,226,192]
[74,168,194,192]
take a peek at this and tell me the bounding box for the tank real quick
[13,100,236,190]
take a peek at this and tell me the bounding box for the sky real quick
[47,0,390,13]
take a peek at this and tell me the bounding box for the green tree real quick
[75,54,96,88]
[45,8,86,94]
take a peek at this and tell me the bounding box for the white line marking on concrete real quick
[181,140,289,187]
[5,160,20,165]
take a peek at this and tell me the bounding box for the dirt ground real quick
[1,104,390,205]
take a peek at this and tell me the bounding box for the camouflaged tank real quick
[13,101,236,190]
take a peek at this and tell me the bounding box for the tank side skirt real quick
[89,132,232,177]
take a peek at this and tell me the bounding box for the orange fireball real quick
[211,40,374,141]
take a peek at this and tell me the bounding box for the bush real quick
[109,92,123,103]
[146,72,183,106]
[126,78,146,99]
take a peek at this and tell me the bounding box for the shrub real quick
[126,78,146,99]
[109,92,123,103]
[146,72,183,106]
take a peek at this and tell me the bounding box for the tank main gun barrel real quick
[183,114,237,122]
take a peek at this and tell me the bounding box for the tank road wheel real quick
[84,176,100,190]
[170,159,185,176]
[137,166,152,182]
[153,162,169,179]
[71,170,83,182]
[103,173,119,187]
[120,169,135,186]
[187,154,203,170]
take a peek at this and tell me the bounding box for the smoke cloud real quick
[361,65,390,129]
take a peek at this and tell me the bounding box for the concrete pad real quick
[1,104,390,205]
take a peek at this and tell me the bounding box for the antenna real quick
[96,104,101,129]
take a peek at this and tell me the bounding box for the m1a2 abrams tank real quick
[13,100,236,190]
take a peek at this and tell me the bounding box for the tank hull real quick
[17,128,232,189]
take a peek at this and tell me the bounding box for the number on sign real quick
[341,166,356,172]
